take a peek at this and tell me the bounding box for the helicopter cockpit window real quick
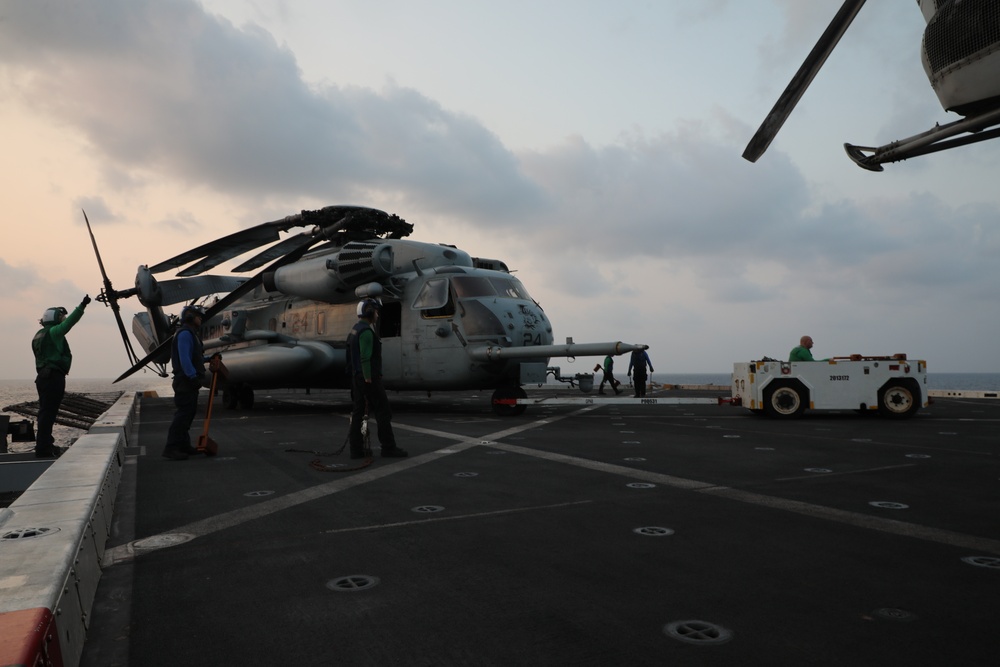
[412,278,449,310]
[460,299,506,338]
[451,276,495,299]
[413,278,455,318]
[488,277,531,300]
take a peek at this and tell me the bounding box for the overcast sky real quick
[2,0,998,382]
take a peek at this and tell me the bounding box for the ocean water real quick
[1,375,174,452]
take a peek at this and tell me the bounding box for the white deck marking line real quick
[492,443,717,491]
[492,442,1000,556]
[700,486,1000,555]
[108,407,596,563]
[321,500,593,535]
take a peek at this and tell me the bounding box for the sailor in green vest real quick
[346,299,407,459]
[31,295,90,458]
[789,335,827,362]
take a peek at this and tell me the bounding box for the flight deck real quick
[75,386,1000,666]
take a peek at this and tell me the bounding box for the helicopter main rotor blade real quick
[230,226,339,273]
[113,222,352,384]
[155,275,250,306]
[147,206,389,276]
[83,209,142,367]
[148,220,292,275]
[742,0,868,163]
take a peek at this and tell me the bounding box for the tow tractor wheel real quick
[763,381,808,419]
[492,386,527,416]
[877,380,920,419]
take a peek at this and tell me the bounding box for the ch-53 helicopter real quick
[86,205,647,416]
[744,0,1000,171]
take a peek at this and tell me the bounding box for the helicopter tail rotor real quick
[83,210,148,370]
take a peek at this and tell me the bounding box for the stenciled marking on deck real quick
[105,406,601,564]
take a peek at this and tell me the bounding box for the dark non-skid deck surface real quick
[82,390,1000,666]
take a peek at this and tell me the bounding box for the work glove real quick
[80,294,91,308]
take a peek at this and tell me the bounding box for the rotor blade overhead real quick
[149,221,295,276]
[742,0,868,163]
[155,275,250,305]
[113,333,173,383]
[114,222,352,384]
[146,206,388,276]
[115,205,400,382]
[230,233,324,273]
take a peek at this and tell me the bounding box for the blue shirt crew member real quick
[627,349,654,398]
[163,305,208,460]
[347,299,407,459]
[31,295,90,458]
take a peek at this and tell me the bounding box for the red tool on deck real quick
[196,355,226,456]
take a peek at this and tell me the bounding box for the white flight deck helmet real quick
[40,306,68,326]
[357,298,382,319]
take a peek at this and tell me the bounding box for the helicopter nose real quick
[515,303,551,346]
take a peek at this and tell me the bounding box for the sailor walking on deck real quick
[347,299,407,459]
[31,295,90,458]
[627,348,654,398]
[598,355,623,395]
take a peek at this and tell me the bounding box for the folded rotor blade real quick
[115,207,386,383]
[201,222,356,320]
[114,226,339,383]
[147,211,314,275]
[155,275,250,305]
[743,0,867,163]
[113,333,174,383]
[230,232,327,273]
[146,206,386,276]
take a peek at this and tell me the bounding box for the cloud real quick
[0,0,543,219]
[0,258,42,298]
[74,196,121,225]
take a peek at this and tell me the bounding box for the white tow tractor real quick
[731,355,928,419]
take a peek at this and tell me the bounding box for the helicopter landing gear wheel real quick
[223,383,255,410]
[223,386,239,410]
[492,386,527,416]
[239,385,255,410]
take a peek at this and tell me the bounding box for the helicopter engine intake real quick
[264,242,394,302]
